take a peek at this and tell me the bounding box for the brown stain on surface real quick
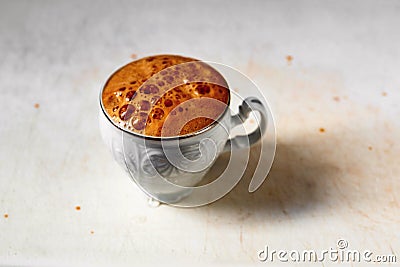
[90,230,94,234]
[34,103,40,109]
[130,53,138,59]
[4,213,8,218]
[75,206,81,211]
[382,92,387,96]
[333,96,340,102]
[286,55,293,65]
[319,128,325,133]
[368,146,373,151]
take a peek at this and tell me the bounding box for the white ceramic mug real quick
[99,63,268,204]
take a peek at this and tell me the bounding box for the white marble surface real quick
[0,1,399,266]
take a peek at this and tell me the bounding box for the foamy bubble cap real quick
[102,55,230,137]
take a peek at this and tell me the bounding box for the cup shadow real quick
[203,139,342,217]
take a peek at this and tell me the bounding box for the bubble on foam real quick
[164,99,173,107]
[152,108,164,120]
[140,100,150,111]
[126,91,136,101]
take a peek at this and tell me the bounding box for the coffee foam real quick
[102,55,229,137]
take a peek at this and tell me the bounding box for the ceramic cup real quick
[99,64,268,204]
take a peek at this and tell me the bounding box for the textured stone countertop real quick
[0,1,399,266]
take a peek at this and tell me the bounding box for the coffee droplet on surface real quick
[4,213,8,218]
[286,55,293,65]
[101,55,230,137]
[75,206,81,211]
[34,103,40,109]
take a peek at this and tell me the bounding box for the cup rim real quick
[99,55,231,141]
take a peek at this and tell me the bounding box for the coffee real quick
[102,55,230,137]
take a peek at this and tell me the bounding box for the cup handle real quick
[224,97,268,152]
